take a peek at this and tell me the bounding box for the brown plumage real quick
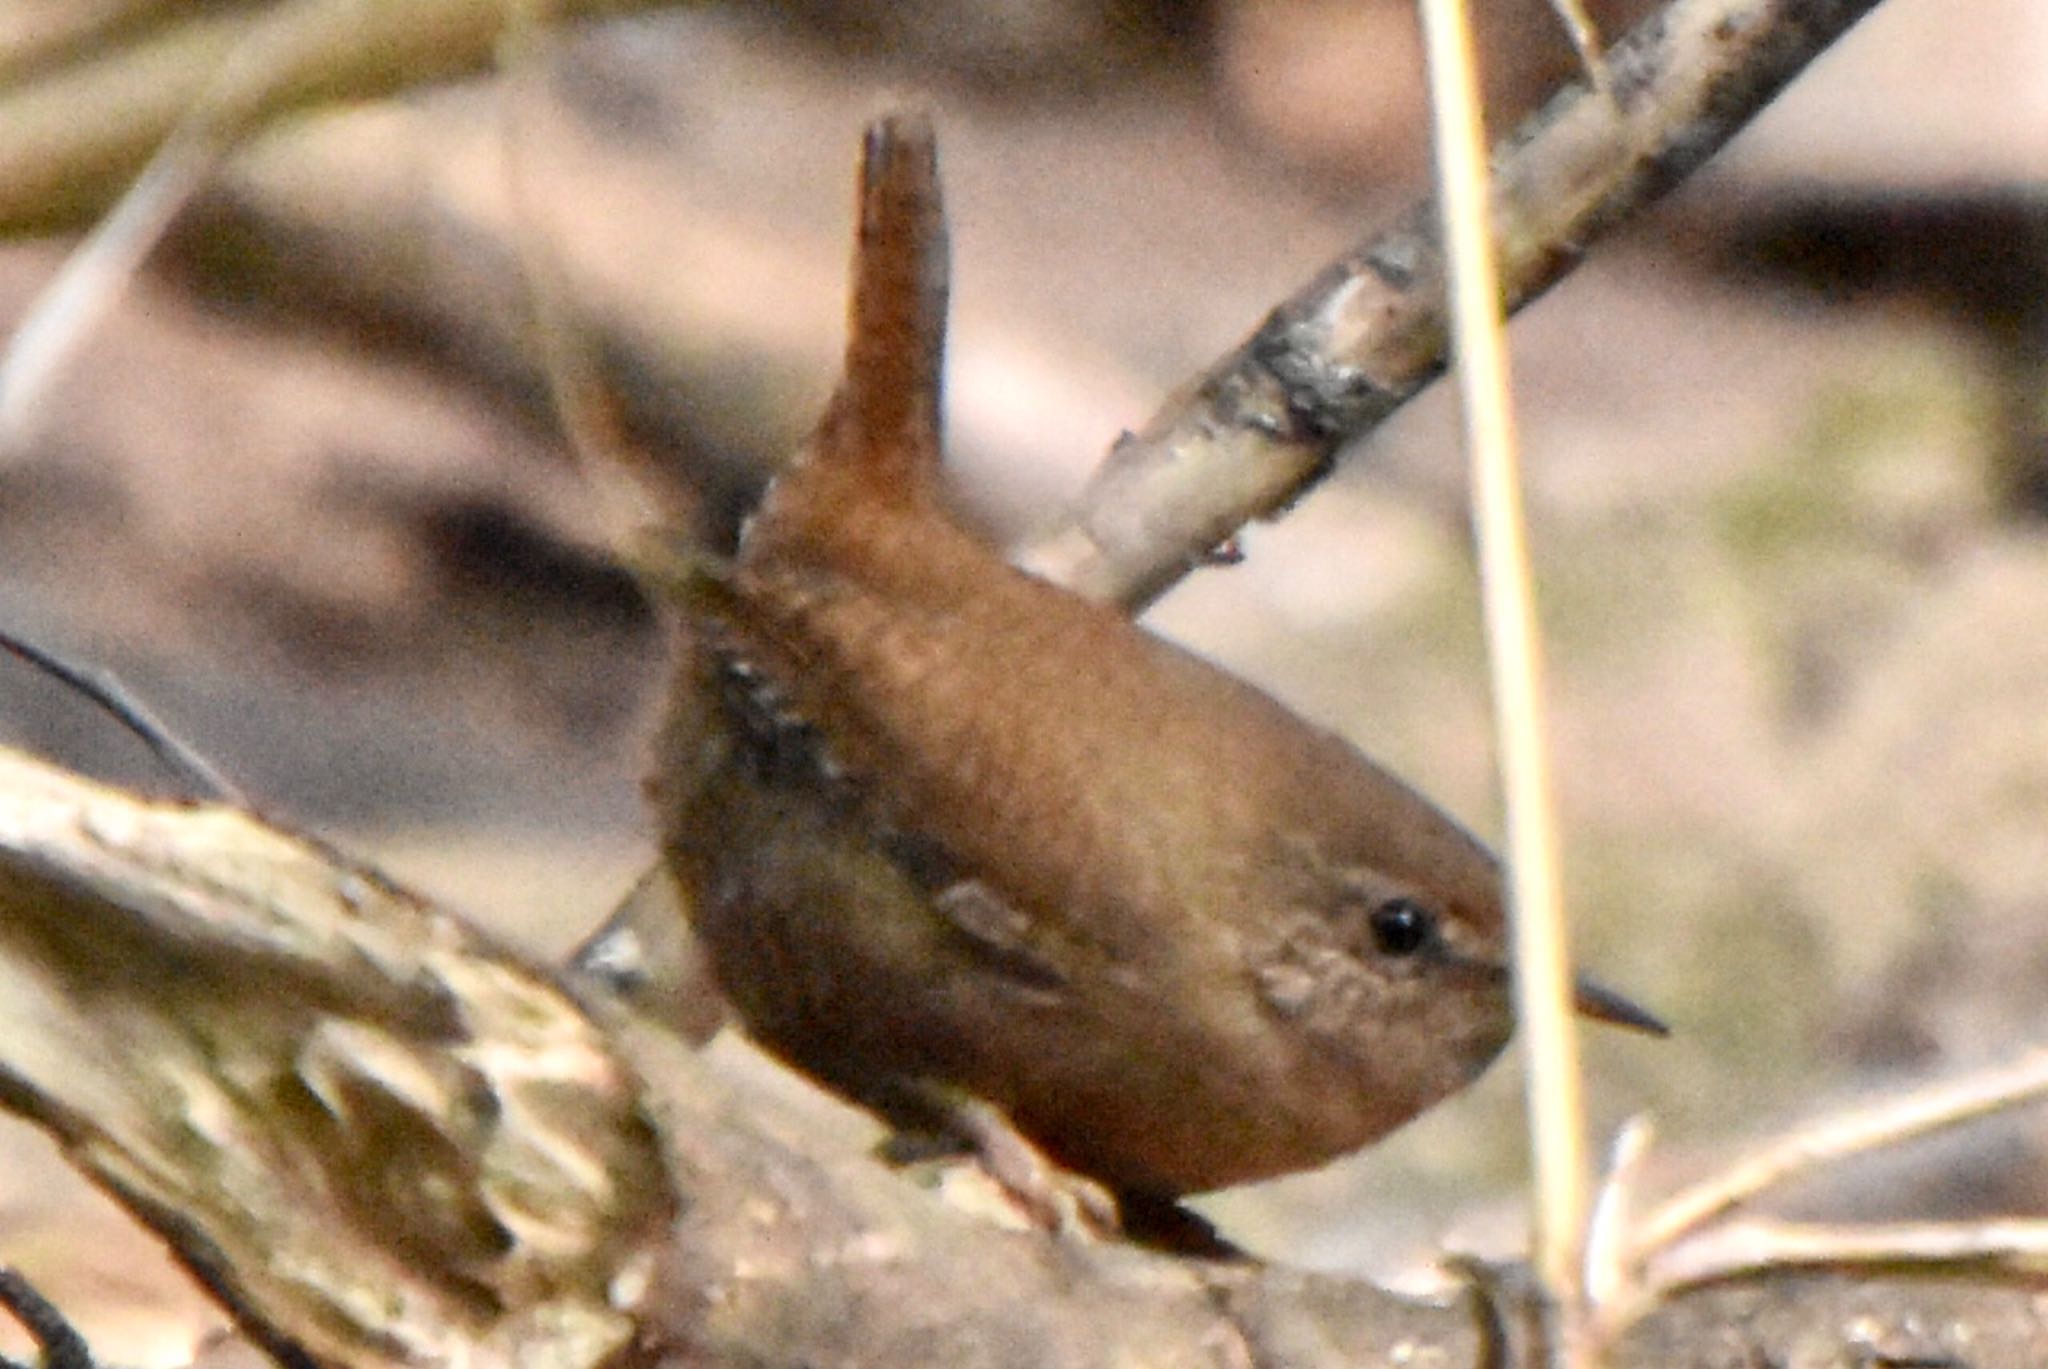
[650,112,1659,1214]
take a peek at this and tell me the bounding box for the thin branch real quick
[0,628,244,803]
[1583,1050,2048,1348]
[0,1268,95,1369]
[4,0,482,447]
[1016,0,1891,611]
[1645,1217,2048,1296]
[0,0,695,449]
[1628,1047,2048,1260]
[0,0,186,89]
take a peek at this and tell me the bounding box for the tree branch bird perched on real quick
[648,110,1663,1244]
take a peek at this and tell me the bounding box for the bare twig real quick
[0,1268,95,1369]
[0,628,243,803]
[1644,1217,2048,1296]
[1016,0,1891,611]
[1629,1047,2048,1260]
[1583,1049,2048,1347]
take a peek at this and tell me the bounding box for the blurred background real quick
[0,0,2043,1359]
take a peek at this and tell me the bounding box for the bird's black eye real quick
[1368,898,1437,957]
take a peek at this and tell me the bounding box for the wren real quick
[648,112,1662,1228]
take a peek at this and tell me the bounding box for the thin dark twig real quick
[0,1268,96,1369]
[0,628,245,805]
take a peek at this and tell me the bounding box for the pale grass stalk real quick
[1415,0,1592,1349]
[1544,0,1613,102]
[1630,1046,2048,1259]
[495,0,687,555]
[1582,1115,1653,1312]
[0,0,360,450]
[1584,1049,2048,1345]
[1596,1212,2048,1347]
[0,128,210,448]
[496,2,615,493]
[1645,1216,2048,1292]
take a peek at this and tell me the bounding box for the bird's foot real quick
[877,1090,1119,1238]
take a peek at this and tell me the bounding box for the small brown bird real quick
[650,111,1660,1231]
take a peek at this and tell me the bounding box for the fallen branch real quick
[0,746,2042,1366]
[0,744,2037,1367]
[0,747,672,1369]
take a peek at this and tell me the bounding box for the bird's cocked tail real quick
[751,110,950,554]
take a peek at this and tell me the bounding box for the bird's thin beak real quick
[1571,974,1669,1037]
[1440,951,1669,1037]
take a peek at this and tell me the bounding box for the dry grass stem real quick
[1416,0,1591,1334]
[1630,1046,2048,1259]
[494,0,691,556]
[2,0,468,447]
[1645,1217,2048,1294]
[1583,1116,1654,1311]
[1544,0,1614,102]
[1583,1049,2048,1346]
[0,124,212,449]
